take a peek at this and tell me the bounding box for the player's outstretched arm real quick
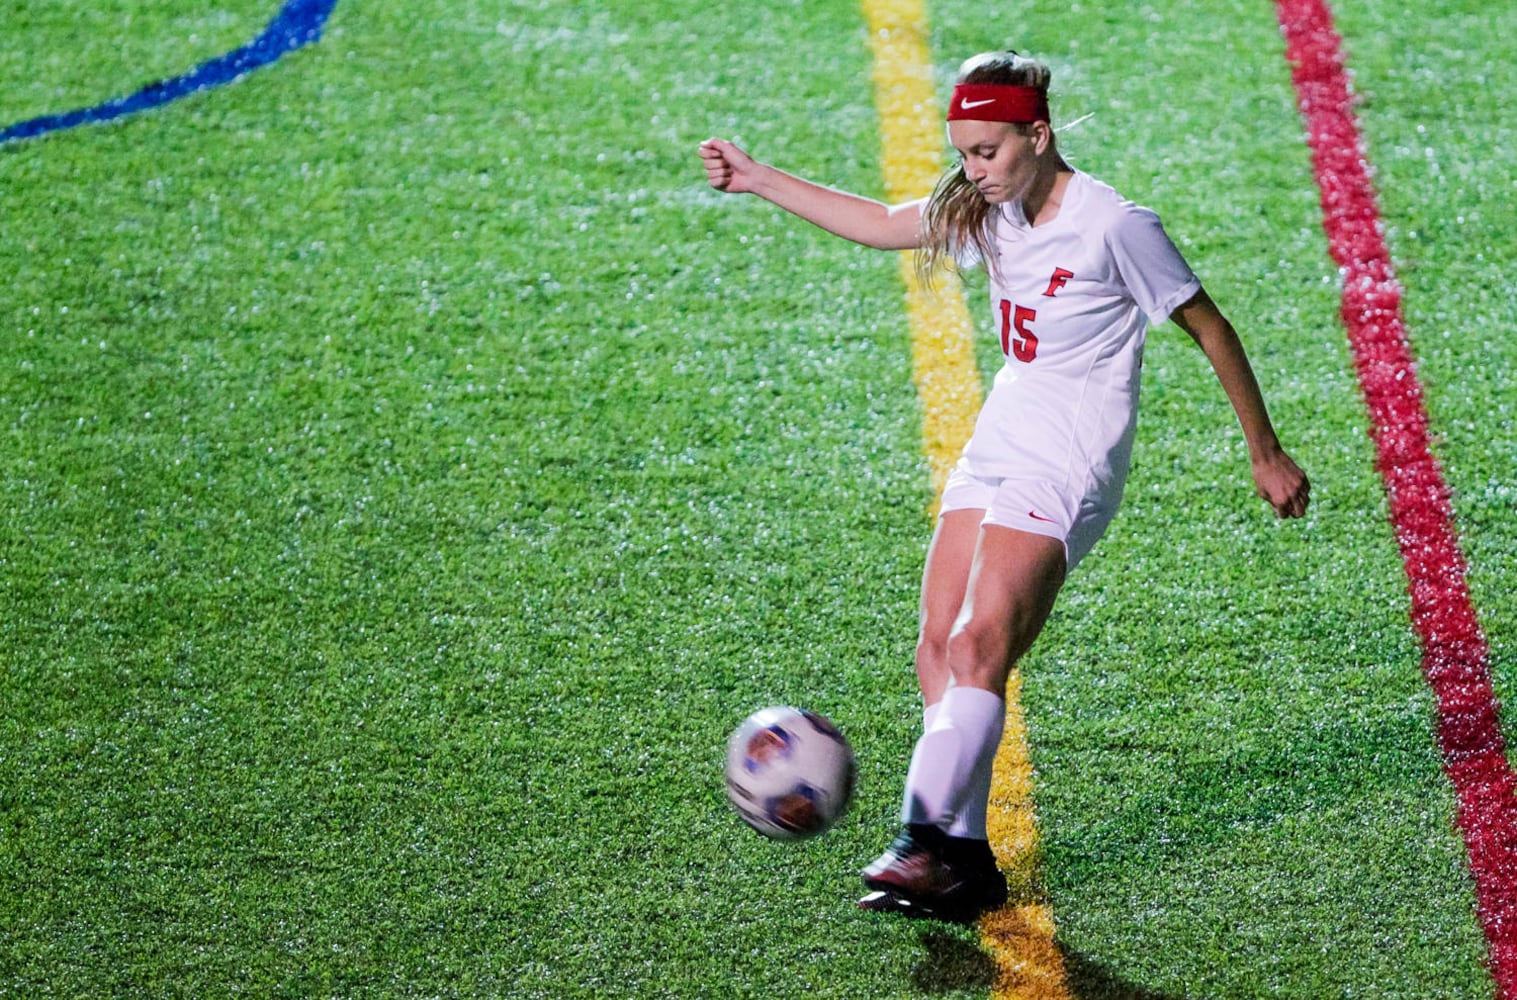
[1172,289,1311,519]
[698,137,924,251]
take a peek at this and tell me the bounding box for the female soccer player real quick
[699,50,1310,920]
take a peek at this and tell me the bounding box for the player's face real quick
[948,119,1041,204]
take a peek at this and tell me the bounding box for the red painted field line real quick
[1275,0,1517,994]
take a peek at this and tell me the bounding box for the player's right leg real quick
[861,508,987,919]
[915,507,983,707]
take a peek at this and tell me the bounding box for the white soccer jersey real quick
[960,171,1201,498]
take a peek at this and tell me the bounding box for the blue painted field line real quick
[0,0,340,145]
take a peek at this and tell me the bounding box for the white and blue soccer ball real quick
[724,706,856,840]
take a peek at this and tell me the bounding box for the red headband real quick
[947,84,1050,124]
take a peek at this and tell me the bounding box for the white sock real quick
[943,686,1005,840]
[900,686,1005,839]
[923,701,942,732]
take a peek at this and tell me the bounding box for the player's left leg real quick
[948,523,1066,695]
[861,526,1066,920]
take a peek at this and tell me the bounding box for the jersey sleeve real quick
[1104,205,1201,326]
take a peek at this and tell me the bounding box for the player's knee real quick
[917,597,962,659]
[946,618,1014,691]
[916,618,951,664]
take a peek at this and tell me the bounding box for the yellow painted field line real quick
[858,0,977,506]
[859,2,1075,997]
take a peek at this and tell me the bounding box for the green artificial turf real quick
[1331,0,1517,738]
[0,0,1509,997]
[0,0,274,125]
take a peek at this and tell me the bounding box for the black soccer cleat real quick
[858,824,1009,922]
[862,823,955,896]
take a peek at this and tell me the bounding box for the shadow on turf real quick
[911,929,1177,999]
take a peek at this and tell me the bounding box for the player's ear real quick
[1030,120,1054,154]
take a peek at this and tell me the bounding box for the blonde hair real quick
[917,52,1053,283]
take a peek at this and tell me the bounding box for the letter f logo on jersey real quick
[1042,267,1075,297]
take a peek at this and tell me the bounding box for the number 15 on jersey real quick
[999,300,1039,363]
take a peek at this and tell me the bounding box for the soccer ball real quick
[724,706,856,840]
